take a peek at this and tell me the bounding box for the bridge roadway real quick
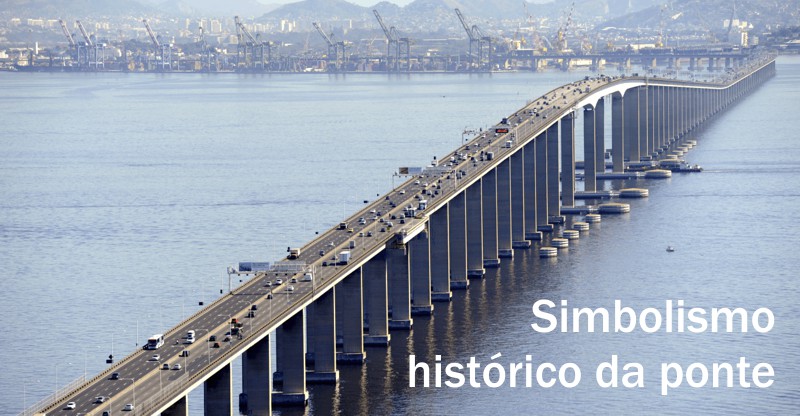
[39,59,771,415]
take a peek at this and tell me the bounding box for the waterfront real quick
[1,57,798,414]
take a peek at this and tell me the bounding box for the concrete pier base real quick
[538,224,554,233]
[482,258,500,268]
[271,392,309,406]
[498,249,514,258]
[431,291,452,302]
[467,268,486,277]
[363,335,391,346]
[411,305,434,315]
[388,319,413,329]
[548,215,566,224]
[512,240,532,249]
[526,231,543,240]
[336,352,367,364]
[450,280,469,290]
[306,370,339,383]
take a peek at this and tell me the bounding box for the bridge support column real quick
[611,92,625,172]
[560,112,575,208]
[363,254,391,345]
[308,289,339,382]
[242,336,272,415]
[273,311,308,406]
[466,181,486,276]
[205,363,232,415]
[337,270,366,362]
[429,206,452,300]
[481,168,501,266]
[510,151,530,249]
[624,87,640,162]
[639,87,649,158]
[647,86,655,157]
[409,230,434,314]
[496,159,514,257]
[162,396,188,416]
[388,244,414,327]
[448,191,469,288]
[595,97,605,174]
[583,105,596,192]
[523,141,541,240]
[546,123,563,224]
[535,131,551,232]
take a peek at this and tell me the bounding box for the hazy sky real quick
[256,0,415,7]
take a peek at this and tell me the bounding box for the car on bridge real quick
[65,402,76,410]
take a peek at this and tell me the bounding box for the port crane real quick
[143,19,171,71]
[58,19,78,64]
[75,20,104,69]
[198,25,215,72]
[454,8,491,71]
[373,9,410,72]
[235,16,273,71]
[552,1,575,53]
[312,22,347,72]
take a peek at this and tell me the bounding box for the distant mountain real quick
[262,0,372,22]
[157,0,278,18]
[597,0,800,32]
[2,0,155,17]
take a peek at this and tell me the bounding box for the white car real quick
[172,363,182,370]
[123,403,135,411]
[65,402,76,410]
[150,354,160,361]
[275,278,283,285]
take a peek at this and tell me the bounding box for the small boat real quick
[666,246,675,252]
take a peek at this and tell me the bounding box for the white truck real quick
[337,250,351,265]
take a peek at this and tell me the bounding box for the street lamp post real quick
[55,362,72,399]
[121,378,136,408]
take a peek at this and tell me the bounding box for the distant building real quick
[210,20,222,34]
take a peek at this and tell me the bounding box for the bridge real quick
[29,54,775,416]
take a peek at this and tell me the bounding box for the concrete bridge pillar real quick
[273,310,308,406]
[337,270,366,362]
[707,57,715,71]
[624,87,640,162]
[429,206,451,300]
[387,244,414,326]
[595,97,605,174]
[363,254,390,345]
[162,396,188,416]
[523,140,541,240]
[308,288,338,382]
[448,191,469,287]
[546,123,563,224]
[205,364,233,416]
[657,86,666,152]
[535,130,551,231]
[409,230,434,314]
[725,57,732,69]
[639,87,649,157]
[582,106,596,192]
[560,112,575,207]
[496,158,514,257]
[510,150,530,249]
[466,181,486,276]
[646,86,655,157]
[481,168,501,265]
[611,92,625,172]
[242,336,272,415]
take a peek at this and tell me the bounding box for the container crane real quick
[75,20,104,69]
[198,25,215,72]
[143,19,171,71]
[454,8,492,70]
[522,2,546,53]
[234,16,271,70]
[312,22,346,72]
[553,1,575,53]
[58,19,77,64]
[373,9,411,72]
